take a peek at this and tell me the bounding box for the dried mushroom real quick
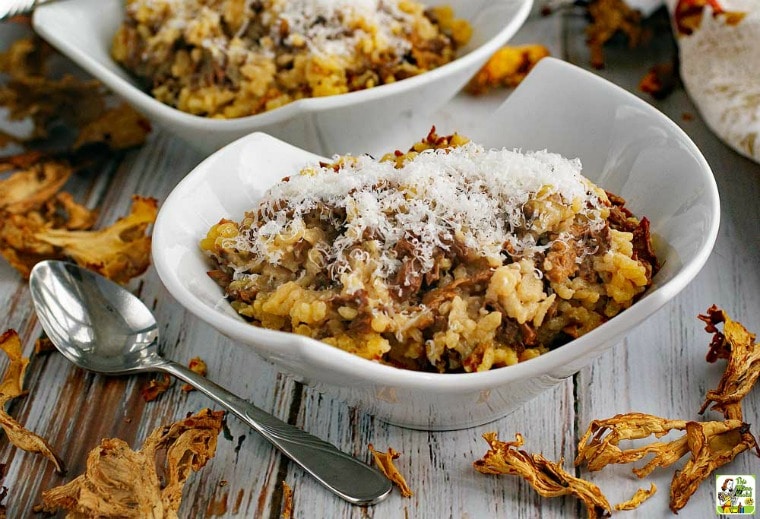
[34,195,158,284]
[181,357,208,393]
[466,44,550,94]
[33,337,56,355]
[280,481,293,519]
[698,305,760,420]
[37,408,225,518]
[639,62,678,100]
[0,163,156,282]
[474,432,611,519]
[0,160,73,214]
[0,36,149,149]
[669,420,759,512]
[575,413,690,477]
[368,444,413,498]
[0,35,154,283]
[479,308,760,516]
[614,483,656,511]
[0,329,64,474]
[587,0,645,69]
[140,373,173,403]
[74,103,152,151]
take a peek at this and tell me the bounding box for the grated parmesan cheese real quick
[232,144,607,283]
[129,0,415,61]
[274,0,414,57]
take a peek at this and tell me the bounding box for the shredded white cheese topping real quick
[130,0,415,60]
[270,0,414,57]
[232,144,606,282]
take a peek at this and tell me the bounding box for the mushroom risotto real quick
[201,130,659,372]
[112,0,471,118]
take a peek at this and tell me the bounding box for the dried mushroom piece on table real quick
[0,34,154,283]
[575,412,759,513]
[181,357,208,393]
[541,0,646,69]
[0,155,157,282]
[280,481,294,519]
[140,373,173,402]
[669,420,759,513]
[0,159,74,214]
[0,35,150,150]
[36,408,225,518]
[698,305,760,420]
[368,444,413,498]
[585,0,646,69]
[0,330,65,474]
[73,103,153,151]
[575,413,690,477]
[33,195,158,284]
[465,44,550,94]
[614,483,657,511]
[639,62,678,100]
[474,432,611,519]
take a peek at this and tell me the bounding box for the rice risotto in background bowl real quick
[32,0,533,156]
[152,59,720,430]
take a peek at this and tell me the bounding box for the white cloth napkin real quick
[629,0,760,163]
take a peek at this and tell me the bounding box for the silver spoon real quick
[28,259,392,506]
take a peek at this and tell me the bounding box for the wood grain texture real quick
[0,4,759,518]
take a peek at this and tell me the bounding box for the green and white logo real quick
[716,475,755,515]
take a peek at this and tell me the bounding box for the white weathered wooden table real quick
[1,4,758,518]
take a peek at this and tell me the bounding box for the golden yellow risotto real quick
[201,130,659,372]
[112,0,471,118]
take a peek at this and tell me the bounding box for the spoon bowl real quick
[29,260,392,506]
[29,260,161,375]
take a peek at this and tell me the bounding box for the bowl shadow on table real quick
[32,0,533,157]
[152,57,719,431]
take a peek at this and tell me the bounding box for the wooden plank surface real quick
[1,4,759,518]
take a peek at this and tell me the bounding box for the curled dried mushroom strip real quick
[614,483,656,511]
[575,415,759,512]
[181,357,208,393]
[575,413,690,477]
[0,329,64,474]
[474,432,611,519]
[0,160,157,282]
[140,373,173,403]
[368,444,413,498]
[669,420,758,513]
[280,481,294,519]
[0,35,150,150]
[698,304,760,420]
[37,408,225,518]
[34,195,158,284]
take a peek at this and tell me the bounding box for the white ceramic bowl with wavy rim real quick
[32,0,532,156]
[152,58,720,430]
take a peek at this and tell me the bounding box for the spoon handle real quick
[159,360,392,505]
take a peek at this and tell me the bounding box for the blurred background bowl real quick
[151,58,720,430]
[33,0,532,156]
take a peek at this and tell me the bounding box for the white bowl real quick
[152,58,720,430]
[32,0,532,156]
